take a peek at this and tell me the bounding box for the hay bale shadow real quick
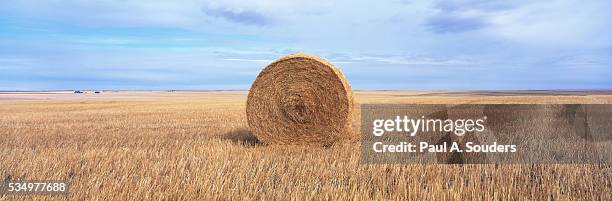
[223,128,260,146]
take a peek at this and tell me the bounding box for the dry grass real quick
[1,91,611,200]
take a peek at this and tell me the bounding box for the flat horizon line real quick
[1,89,612,93]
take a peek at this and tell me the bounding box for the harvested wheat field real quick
[1,91,611,200]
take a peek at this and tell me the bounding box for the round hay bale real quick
[246,53,354,145]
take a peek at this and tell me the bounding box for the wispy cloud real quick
[424,0,518,34]
[425,15,487,34]
[0,57,31,64]
[434,0,518,13]
[223,58,272,63]
[344,54,477,65]
[202,4,271,26]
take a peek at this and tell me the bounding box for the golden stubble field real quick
[1,91,611,200]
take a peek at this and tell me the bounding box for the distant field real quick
[1,91,611,200]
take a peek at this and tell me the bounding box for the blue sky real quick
[0,0,611,90]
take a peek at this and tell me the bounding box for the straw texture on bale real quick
[246,53,354,145]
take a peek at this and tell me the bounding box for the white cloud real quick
[223,58,272,63]
[487,0,612,48]
[345,55,475,65]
